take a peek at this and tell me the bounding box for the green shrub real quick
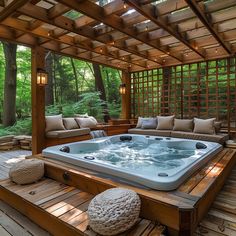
[0,118,32,136]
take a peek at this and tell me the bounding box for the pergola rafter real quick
[0,24,129,70]
[0,0,235,71]
[0,0,30,22]
[56,0,183,63]
[185,0,232,55]
[16,3,151,70]
[125,0,206,59]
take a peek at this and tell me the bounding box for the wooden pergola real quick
[1,0,236,154]
[1,0,236,70]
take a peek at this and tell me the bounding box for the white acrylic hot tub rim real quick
[42,134,223,191]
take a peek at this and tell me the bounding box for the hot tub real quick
[42,134,222,191]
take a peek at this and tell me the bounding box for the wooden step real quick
[0,178,165,236]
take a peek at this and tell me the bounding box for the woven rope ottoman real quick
[9,159,44,185]
[88,188,141,235]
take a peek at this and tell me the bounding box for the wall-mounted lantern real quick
[119,83,126,95]
[37,68,48,86]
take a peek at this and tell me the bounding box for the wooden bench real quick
[45,124,136,147]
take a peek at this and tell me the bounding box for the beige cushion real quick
[89,116,98,124]
[9,159,44,185]
[128,128,171,137]
[63,118,79,130]
[88,188,141,235]
[194,118,216,134]
[141,118,157,129]
[45,114,65,132]
[156,115,175,130]
[136,117,149,128]
[171,131,229,144]
[173,119,193,132]
[75,117,98,128]
[46,128,90,138]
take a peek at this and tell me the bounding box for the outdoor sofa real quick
[128,116,229,144]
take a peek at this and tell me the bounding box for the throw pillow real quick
[63,118,79,130]
[141,118,157,129]
[193,118,216,134]
[173,119,193,132]
[156,115,175,130]
[75,117,98,128]
[136,117,152,128]
[45,114,65,132]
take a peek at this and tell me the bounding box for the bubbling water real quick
[76,141,196,175]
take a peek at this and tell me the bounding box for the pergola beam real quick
[125,0,205,59]
[48,3,70,19]
[56,0,182,62]
[0,0,30,22]
[17,3,160,67]
[185,0,232,55]
[0,0,235,70]
[0,25,134,71]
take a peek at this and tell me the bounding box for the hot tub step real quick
[0,178,166,236]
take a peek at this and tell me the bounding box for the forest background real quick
[0,41,122,137]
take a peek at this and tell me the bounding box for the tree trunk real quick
[2,42,17,127]
[45,51,54,106]
[53,53,58,103]
[92,63,110,122]
[70,58,79,101]
[54,55,64,104]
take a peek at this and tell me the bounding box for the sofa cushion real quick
[194,118,216,134]
[75,117,98,128]
[156,115,175,130]
[171,131,228,144]
[45,114,65,132]
[128,128,171,137]
[173,119,193,132]
[46,128,90,138]
[141,118,157,129]
[136,117,151,128]
[63,118,79,130]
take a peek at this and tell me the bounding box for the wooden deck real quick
[0,150,50,236]
[0,149,236,235]
[0,177,166,236]
[195,166,236,235]
[0,150,165,236]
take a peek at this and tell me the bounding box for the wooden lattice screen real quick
[131,57,236,130]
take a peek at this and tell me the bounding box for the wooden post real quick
[31,46,46,154]
[121,70,131,119]
[161,67,171,115]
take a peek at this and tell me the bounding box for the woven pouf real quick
[88,188,141,235]
[9,159,44,185]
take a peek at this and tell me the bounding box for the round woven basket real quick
[88,188,141,235]
[9,159,44,185]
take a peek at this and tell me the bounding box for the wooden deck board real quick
[0,148,236,235]
[0,178,165,236]
[0,150,166,236]
[0,150,51,236]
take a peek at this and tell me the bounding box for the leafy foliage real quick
[0,118,32,136]
[0,42,122,136]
